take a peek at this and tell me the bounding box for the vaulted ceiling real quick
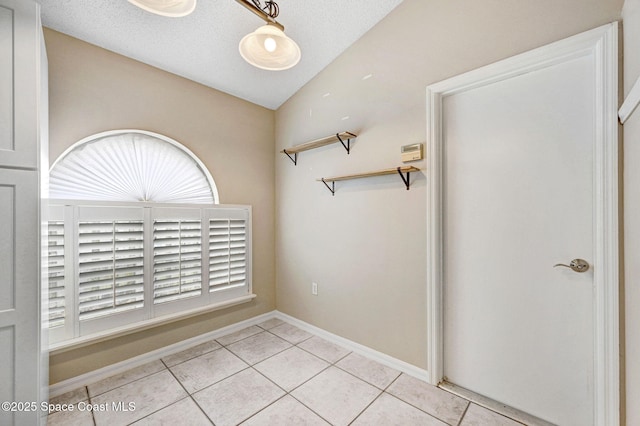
[39,0,404,109]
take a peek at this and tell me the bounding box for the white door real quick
[0,0,45,424]
[426,24,619,425]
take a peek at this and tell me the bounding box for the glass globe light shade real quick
[127,0,196,17]
[239,24,301,71]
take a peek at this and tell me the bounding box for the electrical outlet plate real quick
[312,282,318,295]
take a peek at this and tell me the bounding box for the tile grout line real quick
[346,389,384,426]
[236,393,290,425]
[119,362,189,425]
[384,373,468,425]
[53,320,460,426]
[455,400,472,426]
[89,386,97,426]
[86,361,166,399]
[162,358,216,425]
[285,388,336,425]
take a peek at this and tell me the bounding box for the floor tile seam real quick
[48,386,90,414]
[251,341,332,368]
[189,367,286,426]
[386,375,470,426]
[161,342,224,368]
[345,388,384,425]
[164,361,196,397]
[226,341,294,367]
[256,322,279,331]
[88,323,288,397]
[284,365,383,425]
[187,364,252,395]
[85,385,97,425]
[186,394,216,426]
[382,372,402,392]
[452,400,526,426]
[122,395,195,426]
[286,390,337,426]
[234,389,288,425]
[386,390,468,426]
[215,325,268,347]
[266,361,334,395]
[236,393,290,425]
[384,391,456,426]
[454,399,472,426]
[249,364,295,396]
[293,341,353,365]
[331,360,401,391]
[87,364,168,399]
[264,327,315,346]
[111,368,192,425]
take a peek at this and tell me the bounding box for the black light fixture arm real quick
[251,0,279,18]
[236,0,285,31]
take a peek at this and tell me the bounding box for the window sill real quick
[48,294,257,355]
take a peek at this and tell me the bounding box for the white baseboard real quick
[273,311,429,382]
[50,310,429,397]
[49,311,277,397]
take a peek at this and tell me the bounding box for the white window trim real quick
[49,294,257,354]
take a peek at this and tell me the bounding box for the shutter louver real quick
[209,218,247,291]
[47,221,66,328]
[153,219,202,304]
[77,220,144,320]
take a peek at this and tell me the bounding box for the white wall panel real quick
[0,186,15,311]
[0,6,14,151]
[0,326,15,425]
[0,0,38,169]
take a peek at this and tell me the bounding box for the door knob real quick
[554,259,589,273]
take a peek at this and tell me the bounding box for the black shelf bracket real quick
[336,133,351,154]
[321,178,335,196]
[397,167,412,190]
[283,149,298,165]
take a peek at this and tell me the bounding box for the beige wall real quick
[44,28,276,384]
[275,0,623,372]
[623,1,640,424]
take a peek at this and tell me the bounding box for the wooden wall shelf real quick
[318,166,420,196]
[281,132,357,165]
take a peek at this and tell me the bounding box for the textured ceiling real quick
[38,0,404,110]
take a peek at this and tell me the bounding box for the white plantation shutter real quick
[47,202,251,345]
[207,207,251,300]
[77,220,145,320]
[47,221,66,328]
[153,219,203,304]
[209,218,247,291]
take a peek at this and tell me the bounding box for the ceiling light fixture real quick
[236,0,301,71]
[127,0,196,17]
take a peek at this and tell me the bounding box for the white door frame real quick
[426,23,619,425]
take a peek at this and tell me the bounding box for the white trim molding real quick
[49,310,274,397]
[50,310,430,398]
[426,23,619,426]
[273,311,430,382]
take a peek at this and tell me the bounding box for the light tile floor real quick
[47,318,524,426]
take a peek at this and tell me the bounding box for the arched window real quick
[46,130,253,347]
[49,130,219,204]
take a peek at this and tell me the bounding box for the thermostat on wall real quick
[401,143,423,162]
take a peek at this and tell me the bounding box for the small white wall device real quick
[401,143,423,162]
